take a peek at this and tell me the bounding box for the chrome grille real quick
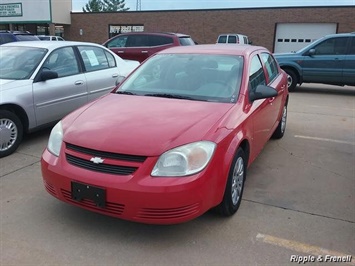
[66,143,146,162]
[66,154,137,175]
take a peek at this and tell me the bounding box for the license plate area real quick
[71,182,106,208]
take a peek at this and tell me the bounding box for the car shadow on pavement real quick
[293,85,355,96]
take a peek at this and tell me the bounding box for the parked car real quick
[41,44,289,224]
[274,32,355,91]
[103,32,196,63]
[37,35,65,41]
[0,30,40,45]
[217,34,251,45]
[0,41,139,157]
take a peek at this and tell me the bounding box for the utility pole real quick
[136,0,141,11]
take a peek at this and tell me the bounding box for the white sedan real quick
[0,41,139,157]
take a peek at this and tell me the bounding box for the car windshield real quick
[0,46,47,80]
[117,53,244,103]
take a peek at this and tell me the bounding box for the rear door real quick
[78,45,121,101]
[106,34,150,62]
[343,37,355,85]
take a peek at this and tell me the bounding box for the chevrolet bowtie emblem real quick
[90,157,105,164]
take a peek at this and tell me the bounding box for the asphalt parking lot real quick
[1,83,354,266]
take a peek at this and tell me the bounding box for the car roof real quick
[1,41,104,50]
[324,32,355,38]
[158,44,267,56]
[218,33,247,37]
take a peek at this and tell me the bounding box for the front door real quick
[301,37,348,84]
[33,46,88,126]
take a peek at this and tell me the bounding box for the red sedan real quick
[41,44,288,224]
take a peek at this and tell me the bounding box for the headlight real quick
[47,121,63,157]
[151,141,216,177]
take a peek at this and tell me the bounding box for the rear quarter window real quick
[179,37,195,46]
[149,36,173,46]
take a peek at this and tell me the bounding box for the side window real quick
[107,36,128,48]
[260,53,279,83]
[43,47,79,77]
[105,51,116,67]
[0,33,15,44]
[125,35,149,47]
[249,55,266,92]
[348,37,355,55]
[148,36,173,46]
[314,37,348,55]
[217,35,227,43]
[78,46,115,72]
[228,35,237,43]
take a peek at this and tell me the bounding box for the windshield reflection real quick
[118,54,244,103]
[0,47,47,80]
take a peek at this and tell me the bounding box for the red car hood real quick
[63,94,233,156]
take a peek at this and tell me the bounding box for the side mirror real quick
[307,49,316,56]
[249,85,278,102]
[40,70,58,81]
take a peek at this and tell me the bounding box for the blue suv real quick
[274,32,355,91]
[0,30,40,45]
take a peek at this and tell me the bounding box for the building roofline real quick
[71,5,355,14]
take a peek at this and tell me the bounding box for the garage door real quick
[274,23,337,53]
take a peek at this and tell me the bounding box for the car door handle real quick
[268,97,276,103]
[75,81,84,85]
[141,51,148,54]
[116,51,124,54]
[112,73,119,78]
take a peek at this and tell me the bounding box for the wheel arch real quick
[0,104,29,133]
[214,136,251,203]
[281,66,302,84]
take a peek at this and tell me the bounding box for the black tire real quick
[0,110,23,158]
[216,148,247,216]
[284,69,298,92]
[272,104,287,139]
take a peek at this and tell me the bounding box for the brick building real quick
[65,6,355,52]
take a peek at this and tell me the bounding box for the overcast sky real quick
[72,0,355,12]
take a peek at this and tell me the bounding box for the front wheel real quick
[216,148,247,216]
[272,104,287,139]
[0,110,23,158]
[285,69,298,92]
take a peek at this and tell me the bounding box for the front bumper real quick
[41,147,221,224]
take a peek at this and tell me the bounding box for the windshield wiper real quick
[144,93,194,100]
[116,91,136,95]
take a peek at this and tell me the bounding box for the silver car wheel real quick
[231,157,244,206]
[0,118,18,151]
[281,105,287,133]
[287,75,293,88]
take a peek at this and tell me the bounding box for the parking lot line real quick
[256,233,355,265]
[294,135,355,146]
